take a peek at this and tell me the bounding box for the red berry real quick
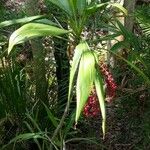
[83,89,100,118]
[99,62,117,102]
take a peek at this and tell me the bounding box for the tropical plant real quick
[1,0,150,149]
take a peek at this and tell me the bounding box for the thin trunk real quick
[25,0,48,104]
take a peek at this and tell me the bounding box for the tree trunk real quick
[124,0,136,32]
[25,0,48,104]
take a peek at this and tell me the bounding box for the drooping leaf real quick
[93,51,106,138]
[76,51,96,123]
[68,41,89,102]
[8,23,69,54]
[0,15,44,28]
[94,70,106,139]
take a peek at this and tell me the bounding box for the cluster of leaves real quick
[0,0,150,149]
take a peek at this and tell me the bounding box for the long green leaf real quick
[86,2,127,16]
[0,15,44,28]
[8,23,69,54]
[94,70,106,139]
[93,51,106,138]
[76,51,96,123]
[86,3,108,14]
[68,41,89,102]
[1,133,45,150]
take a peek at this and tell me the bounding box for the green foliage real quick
[0,15,44,28]
[135,5,150,38]
[8,23,69,54]
[0,60,26,118]
[1,0,150,149]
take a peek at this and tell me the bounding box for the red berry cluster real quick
[100,62,117,102]
[83,90,100,118]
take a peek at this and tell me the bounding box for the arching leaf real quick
[0,15,44,28]
[8,23,69,54]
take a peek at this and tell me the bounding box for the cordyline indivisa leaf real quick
[92,51,106,138]
[94,70,106,138]
[8,23,69,54]
[68,41,89,101]
[76,51,96,124]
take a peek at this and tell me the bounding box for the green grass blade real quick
[42,102,58,128]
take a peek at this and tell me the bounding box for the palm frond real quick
[135,5,150,38]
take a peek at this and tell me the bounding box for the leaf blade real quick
[8,23,69,54]
[68,41,89,102]
[75,51,96,123]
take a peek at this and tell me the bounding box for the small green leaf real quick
[76,51,96,123]
[8,23,69,54]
